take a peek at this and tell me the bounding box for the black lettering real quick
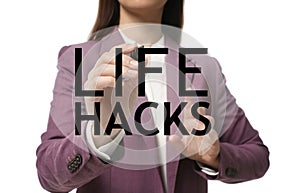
[178,48,208,97]
[75,102,100,135]
[190,102,211,136]
[115,48,123,96]
[138,48,168,96]
[164,102,189,135]
[105,102,132,135]
[75,48,104,97]
[134,102,159,136]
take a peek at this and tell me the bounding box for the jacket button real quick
[67,154,82,173]
[225,167,238,178]
[75,154,82,164]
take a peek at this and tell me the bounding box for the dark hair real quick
[89,0,184,40]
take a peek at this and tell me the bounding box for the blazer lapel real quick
[165,35,181,193]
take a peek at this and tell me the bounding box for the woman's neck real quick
[119,6,164,45]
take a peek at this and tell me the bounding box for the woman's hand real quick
[170,101,220,170]
[84,44,139,147]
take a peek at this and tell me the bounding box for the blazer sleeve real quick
[36,45,111,192]
[193,57,270,183]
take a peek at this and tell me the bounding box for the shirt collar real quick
[118,28,165,48]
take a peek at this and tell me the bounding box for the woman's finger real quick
[85,76,115,90]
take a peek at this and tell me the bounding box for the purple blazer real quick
[36,30,269,193]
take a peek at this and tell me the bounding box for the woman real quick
[36,0,269,193]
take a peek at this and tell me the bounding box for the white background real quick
[0,0,299,192]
